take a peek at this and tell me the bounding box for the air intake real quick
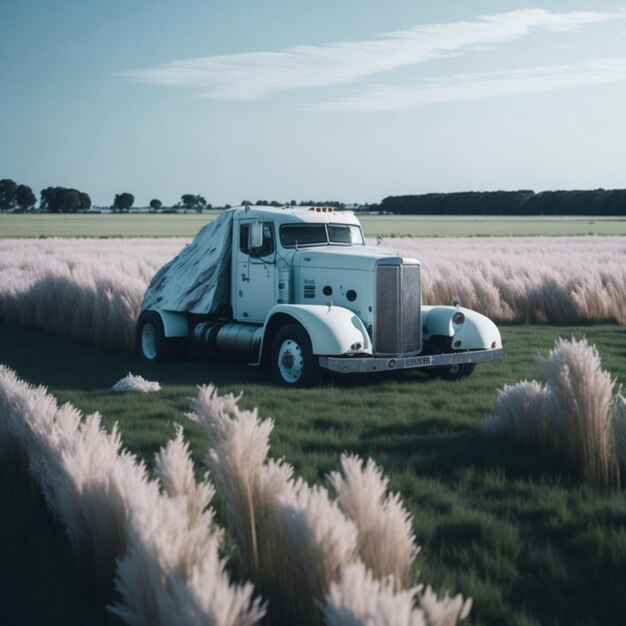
[374,262,421,356]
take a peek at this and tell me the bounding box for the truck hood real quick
[293,245,417,271]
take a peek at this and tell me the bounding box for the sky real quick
[1,0,626,207]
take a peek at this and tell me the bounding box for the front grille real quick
[375,263,421,355]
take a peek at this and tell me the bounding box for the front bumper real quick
[319,348,503,374]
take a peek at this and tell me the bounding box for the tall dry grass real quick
[0,364,143,595]
[188,384,470,626]
[322,562,471,626]
[0,366,264,625]
[0,238,184,352]
[381,236,626,325]
[111,425,264,626]
[328,454,418,590]
[482,337,622,491]
[0,236,624,355]
[1,365,471,625]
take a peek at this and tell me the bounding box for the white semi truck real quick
[137,206,503,386]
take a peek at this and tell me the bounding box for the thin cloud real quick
[120,9,623,100]
[308,58,626,111]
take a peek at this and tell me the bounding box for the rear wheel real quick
[137,310,188,362]
[270,324,320,387]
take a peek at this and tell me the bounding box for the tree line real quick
[378,190,626,216]
[0,179,348,213]
[6,175,624,216]
[0,179,215,213]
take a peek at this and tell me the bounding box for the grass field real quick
[1,213,625,238]
[1,321,625,625]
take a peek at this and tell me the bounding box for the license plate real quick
[403,356,432,368]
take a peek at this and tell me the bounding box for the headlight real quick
[452,311,465,325]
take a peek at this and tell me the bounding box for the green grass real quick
[1,322,625,625]
[358,214,626,237]
[1,213,625,238]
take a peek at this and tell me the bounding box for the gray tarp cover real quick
[141,211,234,314]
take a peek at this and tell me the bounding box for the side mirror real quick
[249,222,263,249]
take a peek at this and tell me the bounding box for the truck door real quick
[235,220,277,323]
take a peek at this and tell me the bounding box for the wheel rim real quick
[142,323,158,360]
[278,339,304,383]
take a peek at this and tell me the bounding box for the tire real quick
[136,310,188,362]
[428,362,476,380]
[270,323,321,387]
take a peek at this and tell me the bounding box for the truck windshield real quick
[280,224,364,248]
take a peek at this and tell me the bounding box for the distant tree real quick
[241,200,252,206]
[181,194,207,213]
[113,192,134,212]
[149,199,162,212]
[0,179,17,212]
[79,192,91,211]
[224,204,232,210]
[40,187,60,212]
[40,187,53,212]
[270,200,282,207]
[290,200,296,206]
[63,189,82,212]
[15,185,36,211]
[40,186,84,212]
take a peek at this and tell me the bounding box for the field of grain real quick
[1,213,626,238]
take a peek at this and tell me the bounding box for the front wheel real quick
[270,324,321,387]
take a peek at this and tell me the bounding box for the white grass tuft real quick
[187,385,361,625]
[186,384,294,578]
[483,337,621,491]
[112,372,161,393]
[275,481,359,624]
[481,381,552,450]
[329,454,419,590]
[322,562,471,626]
[419,586,473,626]
[111,455,264,626]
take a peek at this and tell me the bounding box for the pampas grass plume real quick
[484,337,621,491]
[322,562,471,626]
[329,454,418,590]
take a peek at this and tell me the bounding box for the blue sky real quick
[1,0,625,207]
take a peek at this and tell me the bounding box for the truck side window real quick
[240,224,250,253]
[240,222,275,258]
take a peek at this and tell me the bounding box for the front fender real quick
[261,304,372,357]
[422,305,502,350]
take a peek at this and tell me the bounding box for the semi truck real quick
[137,206,503,386]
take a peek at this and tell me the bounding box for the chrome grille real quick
[375,263,421,356]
